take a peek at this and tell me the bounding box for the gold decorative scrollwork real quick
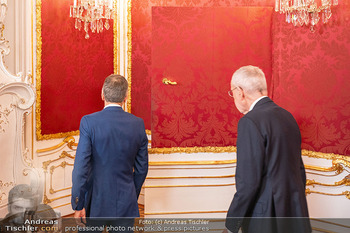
[42,150,75,204]
[305,163,344,174]
[49,161,73,194]
[43,194,71,205]
[0,181,14,188]
[149,146,237,154]
[307,175,350,187]
[37,136,77,154]
[59,151,75,159]
[42,151,75,172]
[302,149,350,165]
[305,189,350,200]
[0,192,6,203]
[0,104,14,133]
[0,181,14,203]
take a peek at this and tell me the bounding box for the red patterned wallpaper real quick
[131,0,275,130]
[272,10,350,155]
[40,0,113,137]
[151,7,272,147]
[132,1,350,155]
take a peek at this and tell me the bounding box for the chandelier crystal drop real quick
[70,0,114,39]
[275,0,338,31]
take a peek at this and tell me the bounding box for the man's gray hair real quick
[103,74,128,103]
[231,65,267,95]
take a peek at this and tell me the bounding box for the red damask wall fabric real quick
[151,7,273,147]
[131,0,275,130]
[133,1,350,156]
[272,11,350,156]
[40,0,113,136]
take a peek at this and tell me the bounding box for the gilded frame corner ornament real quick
[35,0,119,140]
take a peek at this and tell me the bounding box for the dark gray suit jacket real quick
[71,106,148,217]
[226,97,311,233]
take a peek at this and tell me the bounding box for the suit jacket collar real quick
[251,96,273,110]
[102,106,124,112]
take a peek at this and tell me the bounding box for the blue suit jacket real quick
[226,97,311,233]
[71,106,148,217]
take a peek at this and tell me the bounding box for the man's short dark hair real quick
[102,74,128,103]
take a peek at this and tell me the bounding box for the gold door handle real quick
[162,78,177,85]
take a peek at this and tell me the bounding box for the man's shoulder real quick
[123,111,145,123]
[82,110,104,119]
[81,109,144,125]
[243,100,296,128]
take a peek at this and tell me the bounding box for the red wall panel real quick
[272,12,350,155]
[39,0,113,138]
[131,0,275,130]
[151,7,273,147]
[132,1,350,156]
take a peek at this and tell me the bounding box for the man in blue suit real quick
[225,66,311,233]
[71,74,148,222]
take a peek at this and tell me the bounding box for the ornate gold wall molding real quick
[43,194,71,204]
[42,151,75,172]
[310,227,336,233]
[307,175,350,187]
[126,0,132,113]
[42,150,75,204]
[51,202,71,209]
[36,136,77,154]
[306,188,350,200]
[147,147,350,171]
[311,219,350,230]
[0,192,5,203]
[302,149,350,161]
[0,181,14,204]
[149,159,236,166]
[305,163,344,174]
[49,161,73,194]
[149,146,237,154]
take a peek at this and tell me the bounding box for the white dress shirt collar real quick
[104,103,122,109]
[249,96,268,112]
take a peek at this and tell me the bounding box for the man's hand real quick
[74,208,86,227]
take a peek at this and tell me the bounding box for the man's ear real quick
[237,87,245,100]
[101,90,105,101]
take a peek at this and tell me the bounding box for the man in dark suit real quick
[225,66,311,233]
[71,74,148,223]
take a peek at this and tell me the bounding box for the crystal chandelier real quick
[275,0,338,31]
[70,0,115,39]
